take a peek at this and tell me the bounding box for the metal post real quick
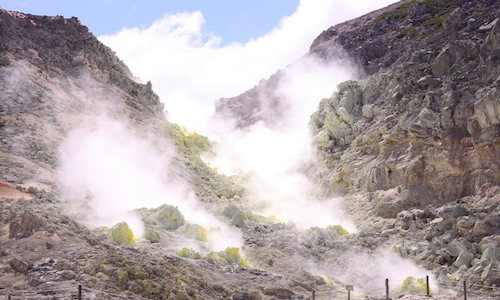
[347,289,351,300]
[312,290,315,300]
[78,284,82,300]
[426,275,430,297]
[385,278,390,300]
[463,280,467,300]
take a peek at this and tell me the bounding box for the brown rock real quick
[456,219,474,237]
[9,257,30,274]
[472,218,497,237]
[263,287,295,299]
[9,212,44,239]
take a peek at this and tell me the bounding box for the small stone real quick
[417,75,442,89]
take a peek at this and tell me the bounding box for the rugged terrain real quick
[0,1,499,300]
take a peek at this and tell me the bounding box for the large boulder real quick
[9,212,44,239]
[454,250,473,268]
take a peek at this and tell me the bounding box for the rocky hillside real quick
[0,1,499,300]
[217,0,500,297]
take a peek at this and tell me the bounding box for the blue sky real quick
[0,0,299,44]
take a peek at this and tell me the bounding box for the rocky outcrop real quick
[308,0,499,294]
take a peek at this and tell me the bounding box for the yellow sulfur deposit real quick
[396,276,433,295]
[183,224,208,241]
[110,222,136,246]
[326,225,349,236]
[206,247,249,267]
[177,247,202,259]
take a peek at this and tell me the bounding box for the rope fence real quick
[1,276,497,299]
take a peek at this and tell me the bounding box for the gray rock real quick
[417,75,442,89]
[445,239,467,258]
[480,260,497,281]
[223,204,247,228]
[417,107,439,129]
[437,204,470,218]
[481,246,500,261]
[478,17,499,32]
[362,104,374,119]
[454,250,473,267]
[338,106,354,124]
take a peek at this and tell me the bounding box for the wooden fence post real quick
[426,275,430,297]
[385,278,390,300]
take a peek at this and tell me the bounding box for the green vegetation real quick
[420,16,447,27]
[110,222,136,246]
[396,276,433,295]
[367,0,452,28]
[177,247,202,259]
[207,247,249,267]
[421,0,453,16]
[396,26,416,38]
[466,7,487,14]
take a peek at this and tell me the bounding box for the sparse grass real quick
[420,16,447,27]
[367,0,453,28]
[396,26,416,38]
[466,7,487,14]
[422,0,453,15]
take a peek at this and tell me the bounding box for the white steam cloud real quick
[99,0,397,230]
[207,55,358,230]
[99,0,397,131]
[57,112,242,251]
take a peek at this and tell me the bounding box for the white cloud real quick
[99,0,397,132]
